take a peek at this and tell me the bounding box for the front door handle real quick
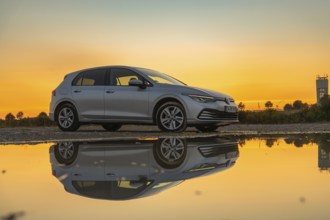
[73,90,81,93]
[105,90,115,94]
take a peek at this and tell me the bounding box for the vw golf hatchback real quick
[49,66,238,132]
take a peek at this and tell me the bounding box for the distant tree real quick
[265,139,276,147]
[283,104,293,111]
[5,113,15,126]
[5,113,15,121]
[36,112,52,126]
[16,111,24,120]
[293,139,307,148]
[238,102,245,111]
[265,101,273,110]
[284,138,294,144]
[293,100,303,109]
[38,112,48,118]
[292,100,308,110]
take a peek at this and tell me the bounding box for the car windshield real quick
[138,68,186,86]
[139,181,184,198]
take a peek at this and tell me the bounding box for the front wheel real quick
[153,138,187,169]
[156,102,187,132]
[195,125,219,132]
[54,142,79,165]
[56,104,80,131]
[102,124,122,131]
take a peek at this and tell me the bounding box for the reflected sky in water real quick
[1,135,330,220]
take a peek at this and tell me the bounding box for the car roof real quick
[70,65,149,74]
[65,66,154,79]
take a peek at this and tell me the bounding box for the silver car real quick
[49,66,238,132]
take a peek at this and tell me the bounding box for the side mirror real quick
[129,79,145,89]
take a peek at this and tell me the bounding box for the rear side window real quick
[72,69,106,86]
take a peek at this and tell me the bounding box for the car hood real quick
[191,87,233,99]
[158,84,234,99]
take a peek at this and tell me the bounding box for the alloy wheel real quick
[58,107,74,128]
[159,138,185,162]
[160,106,184,131]
[58,142,75,160]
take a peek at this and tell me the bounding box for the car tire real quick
[156,102,187,132]
[195,125,219,132]
[54,142,79,165]
[153,138,187,169]
[56,103,80,131]
[102,124,122,131]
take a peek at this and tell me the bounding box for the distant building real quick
[316,75,328,104]
[318,142,330,172]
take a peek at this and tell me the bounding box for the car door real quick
[104,68,150,121]
[71,68,106,120]
[105,141,152,178]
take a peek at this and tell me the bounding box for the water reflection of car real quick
[49,137,239,200]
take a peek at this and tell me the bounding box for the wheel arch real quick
[54,100,79,122]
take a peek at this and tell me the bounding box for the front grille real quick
[198,109,238,120]
[198,143,238,158]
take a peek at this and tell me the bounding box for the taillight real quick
[52,170,56,177]
[52,89,56,96]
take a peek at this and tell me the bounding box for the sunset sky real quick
[0,0,329,118]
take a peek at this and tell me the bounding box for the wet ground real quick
[0,123,329,144]
[1,134,330,220]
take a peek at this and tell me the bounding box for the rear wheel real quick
[102,124,122,131]
[156,102,187,132]
[195,125,219,132]
[56,104,80,131]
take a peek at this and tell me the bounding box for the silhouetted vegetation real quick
[0,112,55,127]
[239,96,330,124]
[237,134,329,148]
[1,96,330,127]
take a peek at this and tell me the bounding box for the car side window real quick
[72,73,83,86]
[72,69,106,86]
[110,68,142,86]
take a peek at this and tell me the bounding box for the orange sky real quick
[0,1,329,118]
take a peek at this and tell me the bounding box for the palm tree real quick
[238,102,245,111]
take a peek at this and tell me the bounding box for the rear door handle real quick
[73,90,81,93]
[106,90,115,94]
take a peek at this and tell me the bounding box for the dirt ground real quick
[0,123,329,144]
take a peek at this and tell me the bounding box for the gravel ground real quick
[0,123,329,144]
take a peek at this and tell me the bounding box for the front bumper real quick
[198,109,238,121]
[181,95,239,125]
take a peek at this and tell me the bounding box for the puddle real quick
[1,135,330,220]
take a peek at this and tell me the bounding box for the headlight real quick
[188,94,216,103]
